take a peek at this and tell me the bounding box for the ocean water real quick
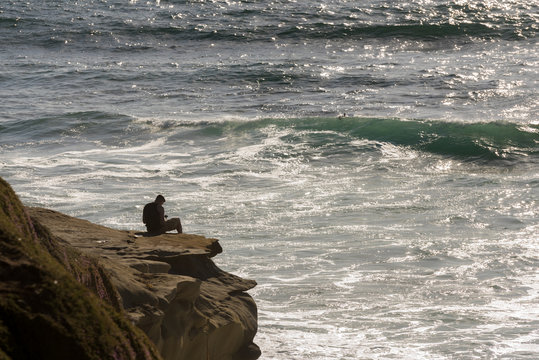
[1,0,538,359]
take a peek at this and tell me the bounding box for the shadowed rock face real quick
[27,208,261,360]
[0,176,260,360]
[0,177,161,360]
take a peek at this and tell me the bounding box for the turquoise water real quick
[1,1,538,358]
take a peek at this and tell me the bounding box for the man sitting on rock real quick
[143,195,182,234]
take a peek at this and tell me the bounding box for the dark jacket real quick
[143,202,164,232]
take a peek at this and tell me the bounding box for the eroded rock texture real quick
[0,175,260,360]
[28,207,260,360]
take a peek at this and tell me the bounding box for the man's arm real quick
[156,205,165,226]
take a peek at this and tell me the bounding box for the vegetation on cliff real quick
[27,208,261,360]
[0,177,162,360]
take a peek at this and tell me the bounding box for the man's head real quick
[155,195,165,204]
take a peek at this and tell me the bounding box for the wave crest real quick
[202,117,539,162]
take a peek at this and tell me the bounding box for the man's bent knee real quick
[161,218,182,233]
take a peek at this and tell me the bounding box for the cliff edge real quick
[0,177,260,360]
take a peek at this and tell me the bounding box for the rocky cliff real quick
[0,177,260,360]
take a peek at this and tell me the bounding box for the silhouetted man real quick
[143,195,182,234]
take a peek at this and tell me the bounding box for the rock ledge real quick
[28,207,260,360]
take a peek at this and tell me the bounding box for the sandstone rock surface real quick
[28,207,261,360]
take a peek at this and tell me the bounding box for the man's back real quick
[143,202,161,232]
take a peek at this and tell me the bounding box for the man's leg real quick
[160,218,182,233]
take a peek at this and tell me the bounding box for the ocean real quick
[1,0,538,358]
